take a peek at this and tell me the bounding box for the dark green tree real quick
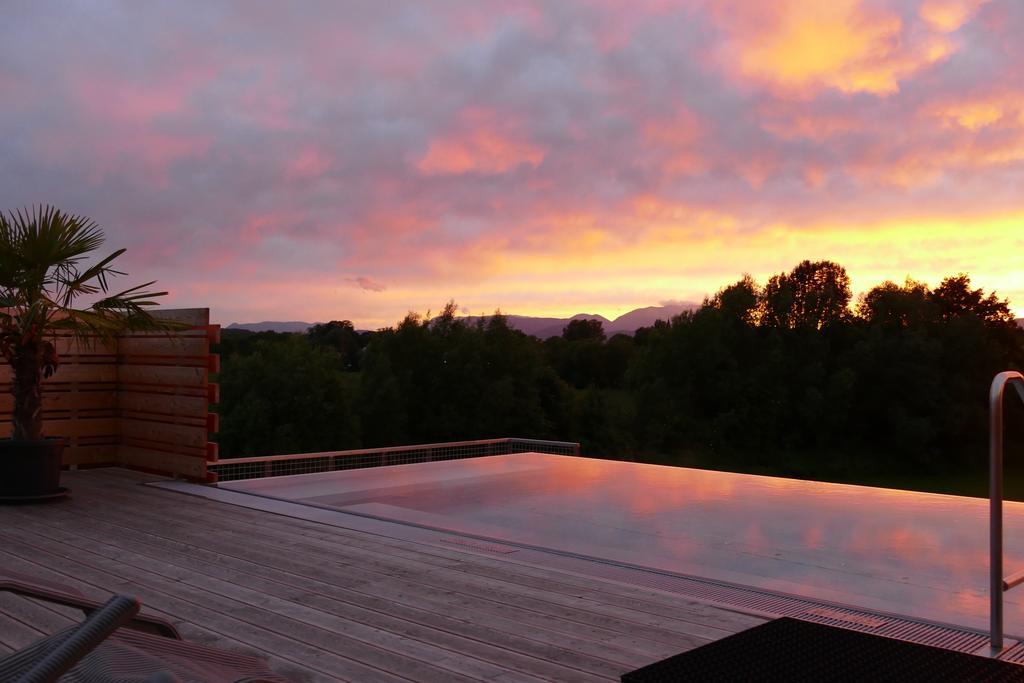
[857,279,934,327]
[562,318,606,342]
[708,274,760,325]
[219,335,359,457]
[931,274,1017,324]
[760,260,852,329]
[307,320,366,369]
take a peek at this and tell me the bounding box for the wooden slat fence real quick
[0,308,219,481]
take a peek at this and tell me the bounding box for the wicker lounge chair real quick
[621,617,1024,682]
[0,573,291,682]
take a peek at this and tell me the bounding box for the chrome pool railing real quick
[988,371,1024,653]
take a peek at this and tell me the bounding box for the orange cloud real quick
[417,109,545,175]
[398,209,1024,324]
[753,85,1024,187]
[919,0,990,32]
[716,0,952,95]
[926,92,1024,130]
[933,100,1006,129]
[847,123,1024,187]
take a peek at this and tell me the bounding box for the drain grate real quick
[439,537,520,554]
[498,547,1000,659]
[1000,642,1024,663]
[802,607,888,629]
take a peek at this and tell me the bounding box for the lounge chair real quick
[621,617,1024,682]
[0,572,291,682]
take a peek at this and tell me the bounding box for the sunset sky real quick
[2,0,1022,328]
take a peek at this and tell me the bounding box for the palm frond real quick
[57,249,127,306]
[0,204,182,349]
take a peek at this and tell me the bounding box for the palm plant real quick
[0,206,178,443]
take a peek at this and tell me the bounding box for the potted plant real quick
[0,206,178,500]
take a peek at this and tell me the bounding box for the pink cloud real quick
[285,147,333,181]
[417,109,545,175]
[348,276,387,292]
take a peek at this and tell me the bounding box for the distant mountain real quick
[524,313,612,339]
[460,304,698,339]
[226,321,316,333]
[606,304,698,334]
[454,313,603,339]
[227,303,700,337]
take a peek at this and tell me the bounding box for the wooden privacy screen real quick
[118,308,220,480]
[0,308,220,481]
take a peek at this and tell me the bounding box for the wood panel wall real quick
[0,334,120,468]
[117,308,220,481]
[0,308,220,481]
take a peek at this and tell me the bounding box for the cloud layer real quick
[2,0,1022,326]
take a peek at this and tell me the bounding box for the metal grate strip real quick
[439,537,520,554]
[1000,642,1024,663]
[502,547,1001,658]
[801,607,888,629]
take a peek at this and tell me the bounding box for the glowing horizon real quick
[1,1,1022,328]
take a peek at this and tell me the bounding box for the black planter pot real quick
[0,438,67,500]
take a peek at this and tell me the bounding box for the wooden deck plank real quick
[0,469,766,682]
[52,490,716,653]
[0,535,407,683]
[47,477,742,662]
[61,476,751,642]
[153,479,760,633]
[0,527,483,683]
[6,503,634,679]
[0,615,49,652]
[0,558,318,682]
[0,594,68,651]
[52,510,663,671]
[0,518,554,683]
[0,594,80,635]
[54,477,726,630]
[14,491,667,671]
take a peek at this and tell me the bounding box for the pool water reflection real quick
[221,453,1024,634]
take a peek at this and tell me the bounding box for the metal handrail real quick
[988,371,1024,652]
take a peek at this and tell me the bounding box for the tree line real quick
[216,260,1024,488]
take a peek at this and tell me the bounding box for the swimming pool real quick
[219,452,1024,634]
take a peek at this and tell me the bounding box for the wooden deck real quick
[0,468,766,682]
